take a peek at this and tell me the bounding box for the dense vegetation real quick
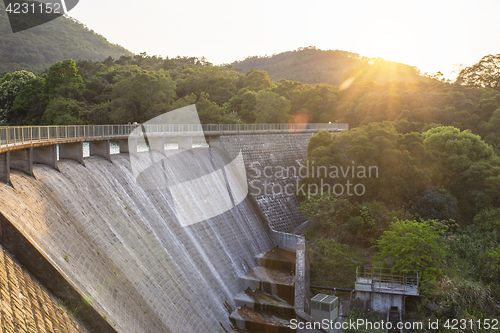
[2,53,500,135]
[0,2,131,74]
[231,46,428,86]
[1,34,499,326]
[299,118,500,325]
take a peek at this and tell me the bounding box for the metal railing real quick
[356,266,419,294]
[0,123,348,148]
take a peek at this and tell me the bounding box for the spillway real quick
[0,147,274,332]
[219,133,317,232]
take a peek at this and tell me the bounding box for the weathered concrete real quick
[221,133,320,232]
[120,139,136,154]
[0,241,87,333]
[89,140,111,162]
[0,131,339,332]
[60,142,84,165]
[33,144,58,170]
[0,213,114,333]
[0,151,10,184]
[178,136,193,150]
[0,151,274,333]
[10,147,33,176]
[148,136,165,152]
[355,291,403,315]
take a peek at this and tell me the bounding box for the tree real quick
[299,195,393,246]
[254,89,291,123]
[41,96,86,125]
[0,70,36,123]
[455,54,500,90]
[44,59,84,98]
[423,126,500,221]
[10,77,48,125]
[195,92,239,124]
[411,188,458,221]
[109,71,176,123]
[175,66,239,106]
[236,68,275,92]
[480,108,500,152]
[301,122,432,206]
[224,88,257,122]
[373,219,447,280]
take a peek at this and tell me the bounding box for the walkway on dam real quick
[0,123,348,151]
[0,122,348,186]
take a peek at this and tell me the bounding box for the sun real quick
[329,1,439,73]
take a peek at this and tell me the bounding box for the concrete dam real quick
[0,123,347,332]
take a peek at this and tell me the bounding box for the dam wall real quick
[0,130,327,332]
[0,148,274,332]
[220,133,316,232]
[0,241,86,332]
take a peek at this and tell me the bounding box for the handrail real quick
[0,123,349,148]
[356,266,419,294]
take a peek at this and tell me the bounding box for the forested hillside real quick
[0,24,499,325]
[298,55,500,329]
[1,53,500,153]
[0,3,131,74]
[231,46,428,85]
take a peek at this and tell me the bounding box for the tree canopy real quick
[0,1,131,74]
[456,54,500,90]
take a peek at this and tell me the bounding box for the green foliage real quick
[224,89,257,122]
[423,276,499,322]
[195,92,239,124]
[456,54,500,90]
[411,188,458,221]
[307,239,358,288]
[345,308,384,333]
[306,130,333,155]
[275,80,339,122]
[373,219,447,280]
[109,71,176,123]
[11,76,47,125]
[253,89,291,123]
[42,96,86,125]
[447,208,500,289]
[423,126,500,220]
[299,195,394,246]
[175,66,239,105]
[44,59,84,97]
[0,70,36,122]
[236,68,275,92]
[0,3,131,74]
[232,47,426,86]
[300,122,432,206]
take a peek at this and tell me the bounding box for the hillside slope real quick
[0,3,131,73]
[231,47,428,86]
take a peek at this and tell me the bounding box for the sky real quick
[68,0,500,80]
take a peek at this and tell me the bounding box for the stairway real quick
[230,247,297,333]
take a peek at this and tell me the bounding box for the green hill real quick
[0,3,131,74]
[231,46,428,86]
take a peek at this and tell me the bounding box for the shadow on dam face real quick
[0,212,115,333]
[0,145,275,332]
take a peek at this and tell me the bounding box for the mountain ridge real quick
[230,46,428,86]
[0,3,132,74]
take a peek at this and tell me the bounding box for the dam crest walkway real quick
[0,123,348,184]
